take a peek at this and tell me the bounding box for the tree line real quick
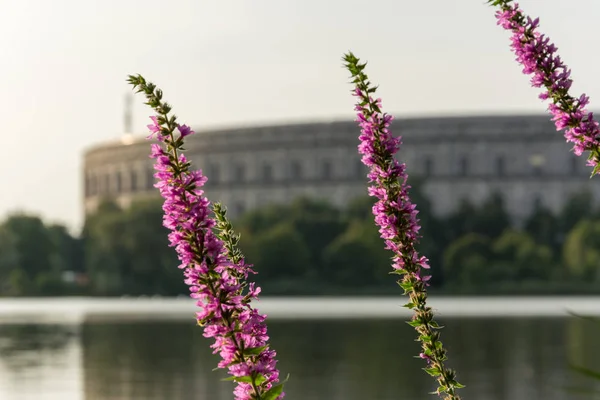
[1,181,599,296]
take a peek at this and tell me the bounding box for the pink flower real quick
[344,52,463,399]
[177,124,194,137]
[143,111,283,399]
[146,116,161,139]
[494,1,600,174]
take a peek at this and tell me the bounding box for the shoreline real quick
[0,296,599,324]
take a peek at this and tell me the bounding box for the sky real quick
[1,0,599,233]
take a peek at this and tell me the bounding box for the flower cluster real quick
[127,75,284,400]
[490,0,600,176]
[343,53,463,399]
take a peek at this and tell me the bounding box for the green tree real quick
[0,226,21,295]
[443,233,492,286]
[559,191,594,238]
[322,220,390,287]
[442,193,510,243]
[524,204,558,248]
[121,200,184,295]
[473,193,511,238]
[562,219,600,280]
[345,196,375,221]
[406,178,446,287]
[237,197,348,279]
[2,214,55,282]
[287,198,348,274]
[441,199,479,242]
[47,224,83,272]
[82,199,185,296]
[82,201,129,295]
[235,203,289,233]
[248,222,311,281]
[0,214,78,296]
[492,229,555,282]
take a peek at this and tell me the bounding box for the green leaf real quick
[280,373,291,384]
[244,345,268,356]
[221,375,253,383]
[486,0,509,6]
[423,367,440,377]
[399,281,413,293]
[262,384,284,400]
[570,364,600,381]
[419,334,432,342]
[255,374,267,386]
[567,311,600,326]
[407,319,421,328]
[591,163,600,178]
[432,385,448,395]
[562,385,600,395]
[428,320,444,329]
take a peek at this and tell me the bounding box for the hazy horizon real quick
[2,0,600,232]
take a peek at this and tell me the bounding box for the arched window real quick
[321,160,332,179]
[424,157,433,176]
[130,170,138,191]
[529,154,545,176]
[459,156,468,176]
[262,163,273,182]
[290,161,302,180]
[103,174,110,194]
[496,156,505,176]
[233,163,245,182]
[147,169,155,190]
[207,163,220,184]
[355,159,365,178]
[115,171,122,193]
[532,194,542,210]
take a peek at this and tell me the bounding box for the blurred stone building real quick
[82,114,600,222]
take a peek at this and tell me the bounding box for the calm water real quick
[1,300,600,399]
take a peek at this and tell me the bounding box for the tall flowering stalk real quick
[343,53,464,399]
[489,0,600,176]
[127,75,284,400]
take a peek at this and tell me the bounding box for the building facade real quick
[82,114,600,222]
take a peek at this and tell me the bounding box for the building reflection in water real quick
[0,324,83,400]
[0,317,595,399]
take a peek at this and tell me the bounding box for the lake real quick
[0,297,599,400]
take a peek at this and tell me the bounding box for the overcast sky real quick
[1,0,599,232]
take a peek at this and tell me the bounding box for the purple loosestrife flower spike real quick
[126,74,285,400]
[489,0,600,176]
[343,53,464,400]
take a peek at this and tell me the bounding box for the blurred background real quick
[2,0,600,398]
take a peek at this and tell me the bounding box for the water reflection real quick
[566,316,600,397]
[0,324,82,399]
[0,318,599,399]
